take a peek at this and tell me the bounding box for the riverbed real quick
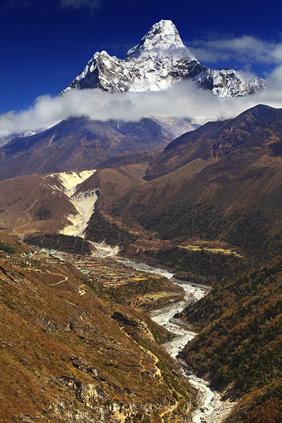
[117,257,236,423]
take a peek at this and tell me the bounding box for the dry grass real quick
[0,241,192,422]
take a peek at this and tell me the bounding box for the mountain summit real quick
[126,19,195,59]
[62,20,265,97]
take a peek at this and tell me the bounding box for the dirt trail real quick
[49,275,68,286]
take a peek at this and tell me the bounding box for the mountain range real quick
[1,104,281,263]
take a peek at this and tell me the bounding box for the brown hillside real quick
[0,117,195,181]
[145,104,282,180]
[0,174,75,236]
[0,230,32,254]
[109,105,282,258]
[78,163,148,214]
[0,237,194,422]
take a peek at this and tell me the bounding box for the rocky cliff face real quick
[62,20,265,98]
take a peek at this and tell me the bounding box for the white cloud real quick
[188,35,282,67]
[0,67,282,138]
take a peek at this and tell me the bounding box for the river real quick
[117,257,236,423]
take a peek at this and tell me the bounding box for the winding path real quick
[48,274,68,286]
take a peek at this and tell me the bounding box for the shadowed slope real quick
[110,105,282,259]
[145,105,282,179]
[0,117,196,181]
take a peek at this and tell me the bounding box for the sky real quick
[1,0,282,136]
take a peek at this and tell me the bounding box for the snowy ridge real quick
[62,47,199,94]
[194,67,265,98]
[62,19,265,98]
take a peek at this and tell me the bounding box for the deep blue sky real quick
[1,0,281,114]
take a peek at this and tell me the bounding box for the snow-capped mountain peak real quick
[126,20,195,60]
[62,19,266,98]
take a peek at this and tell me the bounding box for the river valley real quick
[37,244,236,422]
[117,257,236,423]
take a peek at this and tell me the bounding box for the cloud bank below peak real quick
[1,69,282,139]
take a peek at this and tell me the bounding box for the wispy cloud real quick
[1,0,103,13]
[0,0,31,11]
[188,35,282,70]
[59,0,101,10]
[59,0,145,11]
[1,66,282,139]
